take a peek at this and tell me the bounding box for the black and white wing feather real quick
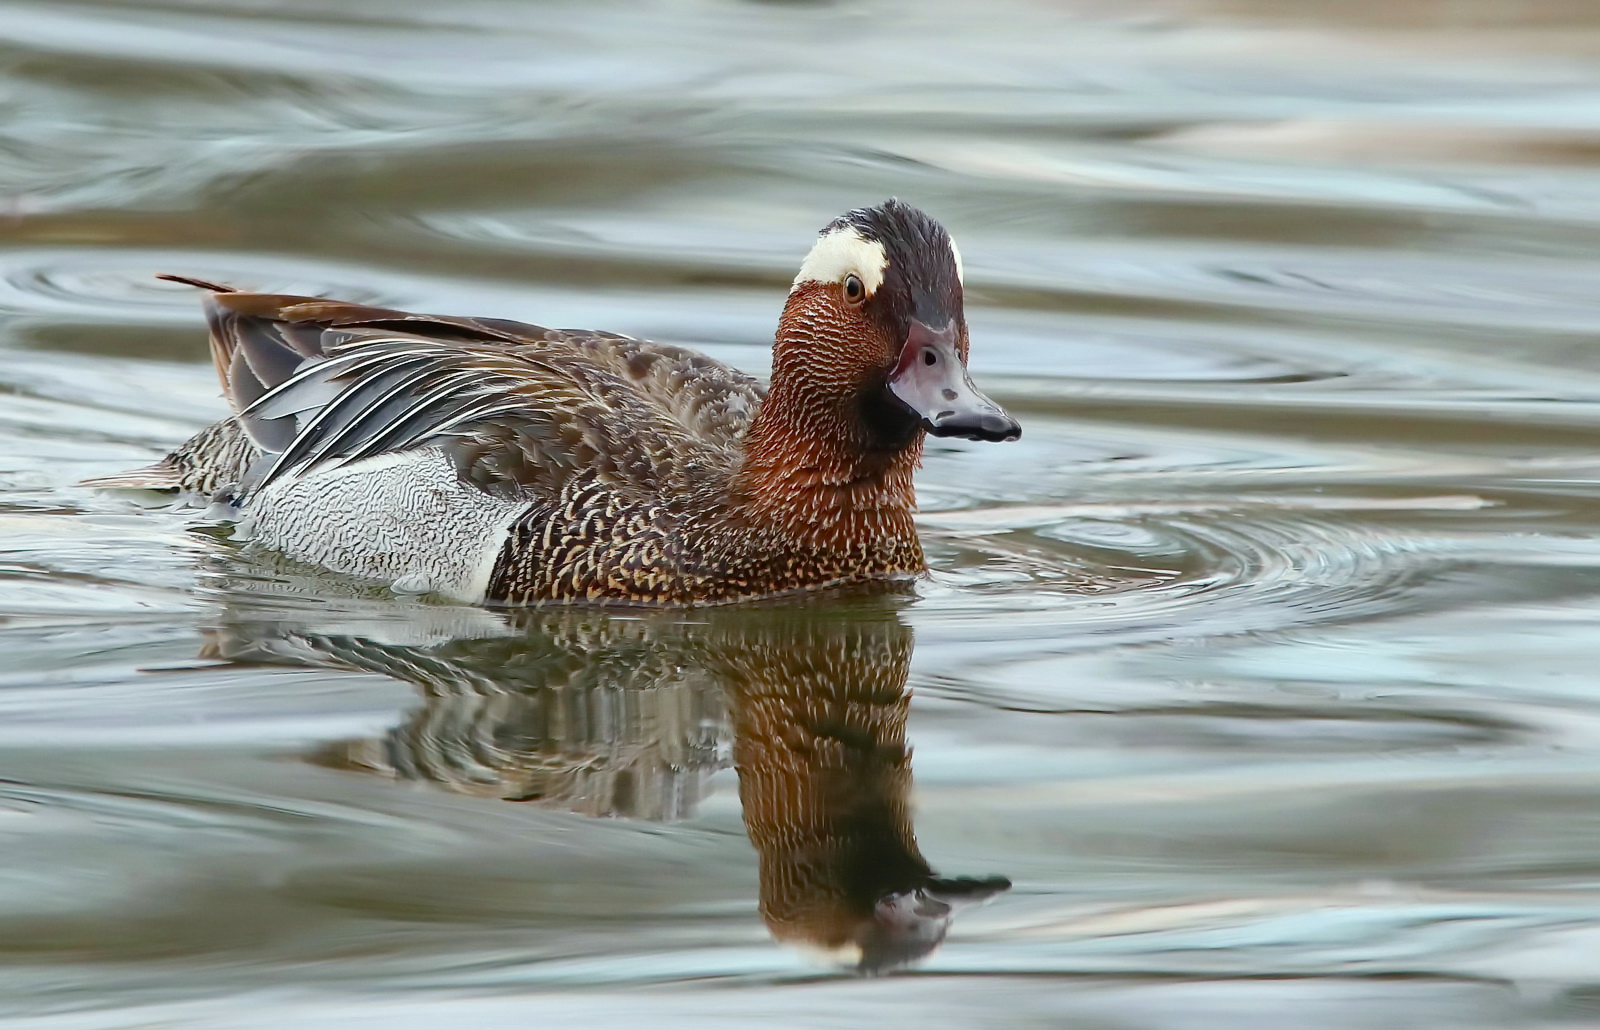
[195,292,765,506]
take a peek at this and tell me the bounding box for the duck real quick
[92,199,1020,605]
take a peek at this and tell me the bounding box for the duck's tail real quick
[156,274,418,425]
[81,275,326,494]
[158,274,322,414]
[77,461,184,490]
[156,273,236,293]
[85,277,436,495]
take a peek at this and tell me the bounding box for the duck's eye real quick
[843,274,866,306]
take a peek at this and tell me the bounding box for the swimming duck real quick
[96,200,1020,605]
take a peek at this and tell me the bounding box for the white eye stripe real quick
[792,227,888,296]
[949,237,964,285]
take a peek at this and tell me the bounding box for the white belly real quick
[240,447,527,602]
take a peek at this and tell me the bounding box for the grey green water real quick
[7,1,1600,1026]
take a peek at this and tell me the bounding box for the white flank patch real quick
[792,226,889,295]
[949,236,964,284]
[245,447,527,602]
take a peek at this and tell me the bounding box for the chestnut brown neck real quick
[736,390,923,545]
[735,305,923,546]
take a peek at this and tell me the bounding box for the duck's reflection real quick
[204,596,1008,973]
[710,613,1010,970]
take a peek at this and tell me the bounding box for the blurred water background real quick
[7,0,1600,1026]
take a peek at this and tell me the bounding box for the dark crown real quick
[827,199,962,326]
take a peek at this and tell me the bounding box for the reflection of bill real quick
[206,595,1009,972]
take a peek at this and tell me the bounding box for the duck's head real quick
[777,200,1020,447]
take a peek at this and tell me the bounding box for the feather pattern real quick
[137,288,802,603]
[233,323,766,506]
[105,202,1016,604]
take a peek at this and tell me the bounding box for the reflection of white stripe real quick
[792,226,888,295]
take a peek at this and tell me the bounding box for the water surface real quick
[6,0,1600,1026]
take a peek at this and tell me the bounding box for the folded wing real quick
[183,288,765,506]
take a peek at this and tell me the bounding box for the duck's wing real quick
[196,290,762,505]
[554,330,768,452]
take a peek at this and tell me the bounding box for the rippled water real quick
[7,0,1600,1026]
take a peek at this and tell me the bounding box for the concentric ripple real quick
[916,499,1466,643]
